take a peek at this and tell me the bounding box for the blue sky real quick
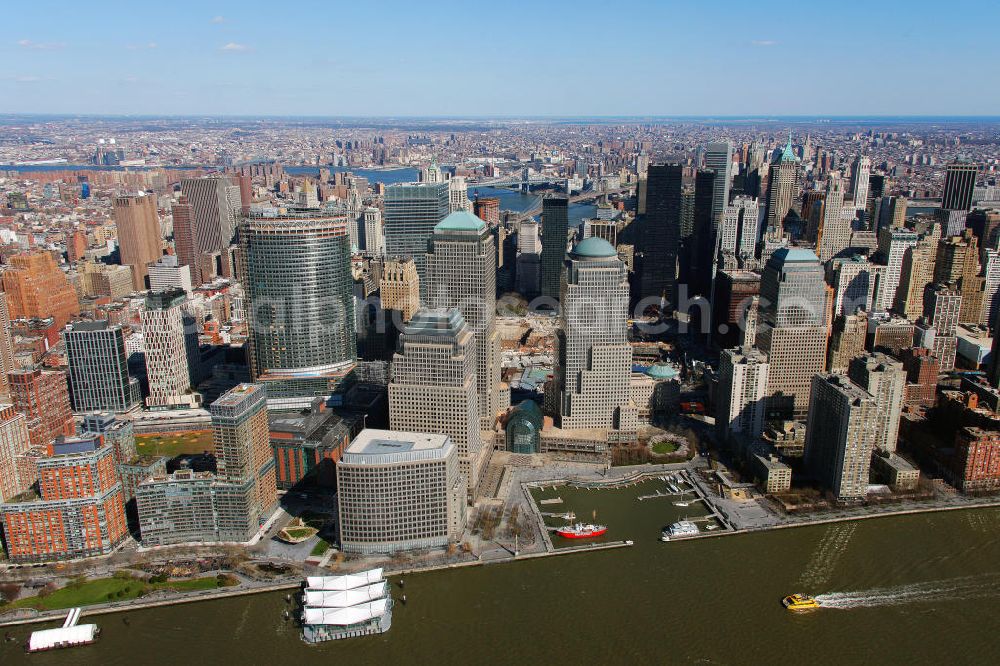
[3,0,998,117]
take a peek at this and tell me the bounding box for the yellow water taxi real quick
[782,594,820,611]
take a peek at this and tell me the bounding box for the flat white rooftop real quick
[345,429,449,455]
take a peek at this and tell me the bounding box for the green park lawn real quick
[651,440,679,455]
[4,575,236,611]
[135,430,214,458]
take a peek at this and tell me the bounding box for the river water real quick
[5,481,1000,666]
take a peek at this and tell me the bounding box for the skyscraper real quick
[171,195,200,284]
[384,182,450,287]
[64,321,141,413]
[715,347,769,448]
[895,225,942,318]
[942,161,978,212]
[816,172,852,262]
[556,237,635,431]
[718,197,761,260]
[876,228,919,312]
[540,196,570,302]
[849,155,871,214]
[240,212,356,407]
[425,211,508,428]
[180,177,241,279]
[113,193,162,290]
[764,136,800,234]
[848,352,906,454]
[142,289,198,408]
[687,168,717,299]
[636,164,683,313]
[756,248,829,418]
[388,308,484,492]
[705,142,734,225]
[379,258,421,323]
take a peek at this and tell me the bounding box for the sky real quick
[3,0,999,117]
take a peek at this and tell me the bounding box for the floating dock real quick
[27,607,99,653]
[301,568,393,643]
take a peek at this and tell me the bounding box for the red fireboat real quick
[555,522,608,539]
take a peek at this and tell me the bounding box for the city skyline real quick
[4,0,999,117]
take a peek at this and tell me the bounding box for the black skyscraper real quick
[636,164,683,314]
[686,168,717,301]
[942,161,977,211]
[540,196,569,302]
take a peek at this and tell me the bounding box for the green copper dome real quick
[435,210,485,232]
[645,364,679,380]
[571,236,617,258]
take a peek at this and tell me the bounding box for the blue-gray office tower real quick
[384,182,450,294]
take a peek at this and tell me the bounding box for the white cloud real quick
[126,42,158,50]
[16,39,67,50]
[751,40,778,47]
[211,16,225,24]
[220,42,251,52]
[15,75,42,82]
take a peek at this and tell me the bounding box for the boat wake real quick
[815,574,1000,609]
[798,523,857,587]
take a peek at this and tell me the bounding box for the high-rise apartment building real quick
[540,196,570,302]
[383,182,450,287]
[636,164,683,312]
[715,347,769,447]
[64,321,141,413]
[0,297,15,399]
[240,212,356,407]
[379,257,421,323]
[8,369,74,448]
[142,289,198,408]
[756,248,828,418]
[848,352,906,453]
[337,429,467,554]
[556,238,635,431]
[0,404,31,502]
[2,252,80,330]
[137,383,276,546]
[0,433,128,563]
[388,308,484,493]
[425,211,507,428]
[805,374,878,503]
[113,193,162,290]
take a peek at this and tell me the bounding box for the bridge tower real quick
[520,167,530,194]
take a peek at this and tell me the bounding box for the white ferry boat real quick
[660,520,700,542]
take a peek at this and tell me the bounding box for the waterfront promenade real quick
[5,457,1000,629]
